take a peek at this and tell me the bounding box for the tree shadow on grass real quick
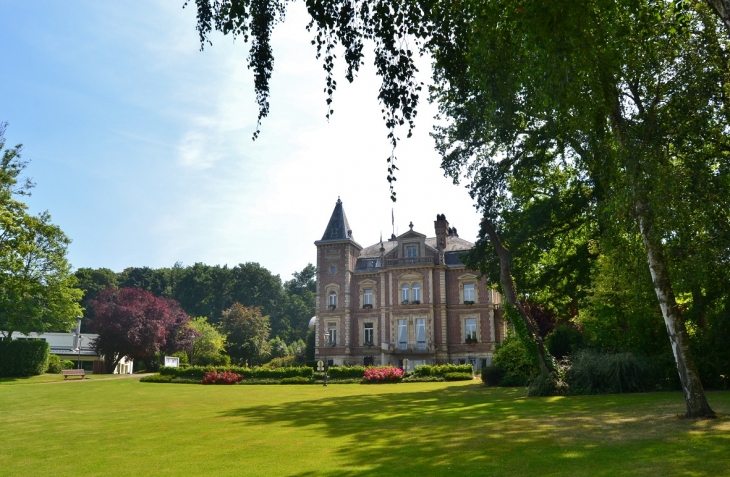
[219,385,730,476]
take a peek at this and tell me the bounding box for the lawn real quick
[0,379,728,477]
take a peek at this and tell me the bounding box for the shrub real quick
[362,366,403,383]
[140,374,174,383]
[280,376,312,384]
[565,349,651,395]
[46,354,63,374]
[402,375,445,383]
[201,370,242,384]
[480,365,504,387]
[239,378,281,385]
[0,339,50,377]
[195,353,231,367]
[328,366,367,378]
[493,335,536,386]
[546,325,584,359]
[443,372,474,381]
[61,360,74,370]
[262,355,302,369]
[159,365,313,380]
[414,364,473,376]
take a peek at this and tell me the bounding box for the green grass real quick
[0,380,728,476]
[0,373,142,385]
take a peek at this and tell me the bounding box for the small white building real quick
[4,319,133,374]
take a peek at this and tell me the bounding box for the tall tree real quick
[0,123,83,339]
[90,287,190,373]
[220,303,271,366]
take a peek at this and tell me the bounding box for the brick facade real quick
[314,199,505,371]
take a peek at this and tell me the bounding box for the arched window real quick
[328,290,337,308]
[412,284,421,302]
[401,285,410,303]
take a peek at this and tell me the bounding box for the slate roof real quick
[355,233,474,269]
[319,198,354,242]
[51,348,100,357]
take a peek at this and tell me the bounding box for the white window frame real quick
[328,290,337,307]
[464,284,475,302]
[465,318,477,341]
[327,323,338,345]
[363,322,374,345]
[401,285,410,303]
[415,318,426,350]
[363,289,373,306]
[412,284,421,302]
[397,319,408,350]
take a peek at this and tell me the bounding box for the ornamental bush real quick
[0,339,50,377]
[46,354,63,374]
[328,365,367,378]
[159,365,313,380]
[413,364,473,377]
[402,375,445,383]
[280,376,312,384]
[480,365,504,387]
[362,366,403,383]
[140,374,174,383]
[443,372,474,381]
[565,349,651,395]
[201,370,242,384]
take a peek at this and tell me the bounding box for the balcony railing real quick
[386,257,435,267]
[391,343,434,354]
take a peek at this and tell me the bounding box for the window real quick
[364,322,374,345]
[328,291,337,308]
[363,289,373,306]
[398,319,408,350]
[412,284,421,302]
[327,323,337,345]
[406,245,418,258]
[416,318,426,350]
[329,265,337,275]
[401,285,410,303]
[464,284,475,303]
[465,318,477,341]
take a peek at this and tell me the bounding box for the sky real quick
[1,1,481,281]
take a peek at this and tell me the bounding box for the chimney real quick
[434,214,449,250]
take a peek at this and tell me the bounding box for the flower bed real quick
[363,366,404,383]
[201,370,243,384]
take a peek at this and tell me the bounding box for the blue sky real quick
[1,1,481,280]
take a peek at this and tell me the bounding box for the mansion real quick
[313,198,506,371]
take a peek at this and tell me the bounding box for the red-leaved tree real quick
[90,287,190,373]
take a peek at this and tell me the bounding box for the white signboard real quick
[164,356,180,368]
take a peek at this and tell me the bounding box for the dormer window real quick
[406,245,418,258]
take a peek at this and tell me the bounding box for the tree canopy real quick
[0,123,83,339]
[186,0,729,417]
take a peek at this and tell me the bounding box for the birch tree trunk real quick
[633,190,716,418]
[481,217,552,376]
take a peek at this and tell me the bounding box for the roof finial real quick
[409,221,414,230]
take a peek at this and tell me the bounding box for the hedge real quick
[443,372,474,381]
[159,365,313,380]
[413,364,473,377]
[0,339,50,377]
[327,365,367,378]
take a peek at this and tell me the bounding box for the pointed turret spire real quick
[320,197,353,241]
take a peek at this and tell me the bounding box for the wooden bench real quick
[62,369,86,380]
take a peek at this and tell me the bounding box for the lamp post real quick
[190,333,196,367]
[323,331,329,387]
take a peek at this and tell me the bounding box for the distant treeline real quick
[74,263,315,343]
